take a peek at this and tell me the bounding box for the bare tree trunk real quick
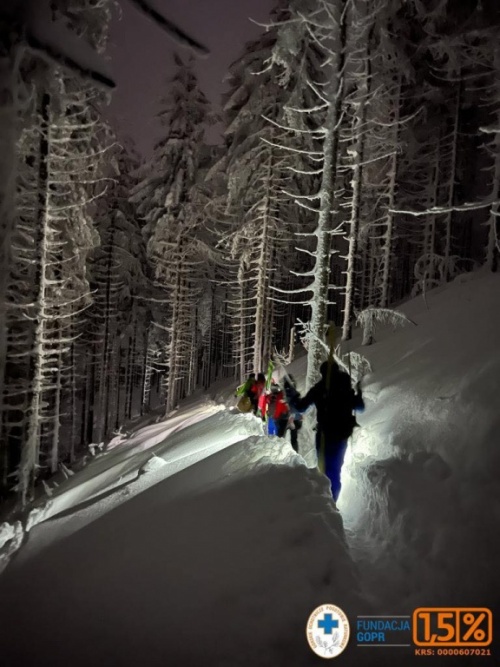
[141,327,152,415]
[442,79,461,282]
[253,149,274,373]
[419,133,441,293]
[166,241,182,414]
[306,2,346,391]
[486,134,500,272]
[114,342,124,431]
[342,36,370,341]
[380,75,401,308]
[0,48,17,408]
[69,328,78,463]
[485,50,500,272]
[21,92,51,505]
[126,320,137,420]
[427,137,440,259]
[85,342,97,445]
[50,328,63,473]
[96,215,117,441]
[237,260,247,382]
[367,237,377,309]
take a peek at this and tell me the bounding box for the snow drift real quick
[339,271,500,618]
[0,435,364,667]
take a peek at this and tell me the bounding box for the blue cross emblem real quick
[318,613,339,634]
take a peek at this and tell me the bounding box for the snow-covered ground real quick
[340,270,500,619]
[0,404,363,667]
[0,270,499,665]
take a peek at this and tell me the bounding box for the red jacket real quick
[258,391,267,414]
[250,379,265,400]
[264,390,289,420]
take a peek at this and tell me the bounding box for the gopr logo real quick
[307,604,350,659]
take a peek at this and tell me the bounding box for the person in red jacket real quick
[249,372,266,415]
[264,383,289,436]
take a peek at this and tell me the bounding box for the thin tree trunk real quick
[69,329,78,463]
[21,92,51,505]
[0,49,17,408]
[380,75,401,308]
[166,239,182,414]
[253,149,274,373]
[486,136,500,272]
[421,134,441,291]
[126,320,138,420]
[85,344,97,446]
[237,261,247,382]
[368,237,377,309]
[306,2,346,391]
[486,50,500,272]
[50,328,63,473]
[141,326,152,415]
[115,342,123,431]
[80,348,89,448]
[97,216,116,441]
[342,36,370,341]
[442,78,461,282]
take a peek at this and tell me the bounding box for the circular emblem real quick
[306,604,350,659]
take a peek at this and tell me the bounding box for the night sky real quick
[107,0,275,156]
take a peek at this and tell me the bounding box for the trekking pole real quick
[348,351,353,452]
[319,322,336,474]
[273,355,294,387]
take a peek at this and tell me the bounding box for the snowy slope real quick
[338,271,500,616]
[0,428,365,667]
[0,270,499,666]
[4,401,264,565]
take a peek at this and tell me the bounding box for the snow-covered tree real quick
[212,1,322,381]
[480,42,500,271]
[265,0,348,390]
[86,140,149,444]
[1,0,112,503]
[11,78,107,503]
[132,56,210,414]
[0,0,209,415]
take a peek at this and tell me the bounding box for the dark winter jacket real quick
[295,368,364,441]
[283,380,302,421]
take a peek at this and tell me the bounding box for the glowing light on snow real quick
[336,429,378,524]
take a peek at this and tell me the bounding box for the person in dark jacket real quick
[295,361,364,501]
[283,375,302,453]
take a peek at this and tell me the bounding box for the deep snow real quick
[0,270,499,665]
[339,270,500,618]
[0,425,364,667]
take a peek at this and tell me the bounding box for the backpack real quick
[267,392,277,419]
[317,373,358,440]
[237,395,253,413]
